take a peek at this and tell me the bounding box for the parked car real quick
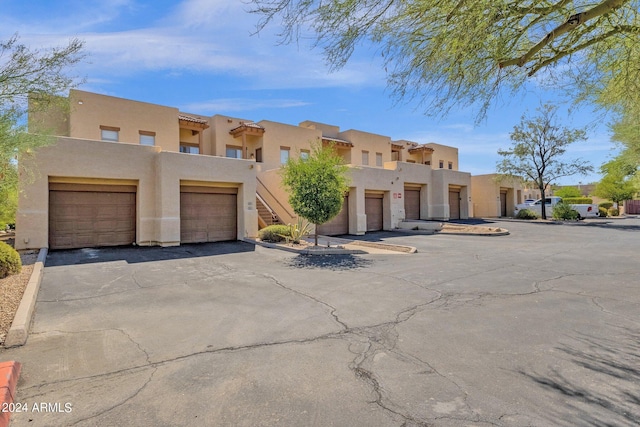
[523,199,537,204]
[514,196,598,219]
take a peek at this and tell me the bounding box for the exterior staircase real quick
[256,195,282,228]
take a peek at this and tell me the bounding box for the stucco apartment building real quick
[17,89,476,250]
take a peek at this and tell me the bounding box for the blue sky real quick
[1,0,619,184]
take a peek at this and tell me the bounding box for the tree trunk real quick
[540,186,547,219]
[314,227,318,246]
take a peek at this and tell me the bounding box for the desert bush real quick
[258,225,291,242]
[562,197,593,204]
[599,202,613,210]
[608,207,620,217]
[285,218,313,244]
[516,209,538,220]
[0,241,21,278]
[552,201,580,220]
[598,207,608,217]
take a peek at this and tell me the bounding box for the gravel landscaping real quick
[0,233,37,346]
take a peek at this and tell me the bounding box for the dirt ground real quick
[0,232,37,346]
[439,224,507,234]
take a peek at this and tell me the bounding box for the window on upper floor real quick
[362,150,369,165]
[180,144,199,154]
[376,152,383,167]
[226,146,243,159]
[439,160,444,168]
[139,131,155,146]
[300,150,310,161]
[100,126,120,142]
[280,147,290,164]
[448,162,453,170]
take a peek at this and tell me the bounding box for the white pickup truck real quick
[514,196,599,219]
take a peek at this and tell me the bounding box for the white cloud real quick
[2,0,384,91]
[181,98,312,113]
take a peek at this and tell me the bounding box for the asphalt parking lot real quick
[2,218,639,426]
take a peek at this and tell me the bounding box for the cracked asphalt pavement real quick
[1,218,639,426]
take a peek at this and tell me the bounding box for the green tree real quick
[0,34,84,227]
[554,186,583,198]
[595,158,639,209]
[250,0,640,119]
[497,104,592,219]
[280,142,349,245]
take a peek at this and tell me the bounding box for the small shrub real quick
[516,209,538,220]
[552,201,580,220]
[0,241,21,279]
[599,202,613,210]
[598,207,608,217]
[258,225,291,242]
[608,207,620,217]
[563,197,593,204]
[285,218,313,244]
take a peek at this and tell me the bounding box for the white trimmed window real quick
[362,150,369,165]
[139,131,155,146]
[376,152,383,166]
[280,147,290,164]
[226,146,243,158]
[100,126,120,142]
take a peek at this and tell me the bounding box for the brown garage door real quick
[317,196,349,236]
[404,188,420,220]
[449,190,461,220]
[365,193,383,231]
[180,186,237,243]
[49,183,136,250]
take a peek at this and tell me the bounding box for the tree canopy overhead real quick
[251,0,639,118]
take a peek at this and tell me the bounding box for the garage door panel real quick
[49,188,136,250]
[180,190,237,243]
[404,189,420,220]
[365,194,383,232]
[449,191,461,220]
[317,196,349,236]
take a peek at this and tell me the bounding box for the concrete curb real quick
[244,238,366,255]
[439,230,510,237]
[4,248,47,348]
[0,361,22,427]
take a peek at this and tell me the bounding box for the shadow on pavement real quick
[284,254,373,271]
[45,241,255,266]
[519,326,640,426]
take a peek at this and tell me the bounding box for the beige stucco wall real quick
[471,174,524,217]
[259,120,322,170]
[339,129,391,167]
[68,90,182,152]
[431,169,472,220]
[425,143,459,171]
[299,121,341,139]
[210,115,257,158]
[16,137,257,250]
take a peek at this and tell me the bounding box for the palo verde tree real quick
[280,142,349,246]
[496,104,593,219]
[250,1,640,120]
[0,34,84,226]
